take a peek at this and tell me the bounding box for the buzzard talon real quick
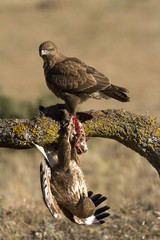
[59,111,74,141]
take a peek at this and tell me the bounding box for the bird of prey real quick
[34,133,110,224]
[39,41,130,116]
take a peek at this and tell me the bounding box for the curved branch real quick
[0,104,160,175]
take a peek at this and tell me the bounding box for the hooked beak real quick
[40,49,48,57]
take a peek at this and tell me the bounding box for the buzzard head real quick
[39,41,59,59]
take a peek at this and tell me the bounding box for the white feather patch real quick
[84,215,96,225]
[34,144,49,161]
[33,143,57,168]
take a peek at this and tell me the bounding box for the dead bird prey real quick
[34,135,110,224]
[39,41,130,116]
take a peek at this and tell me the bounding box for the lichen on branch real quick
[0,104,160,175]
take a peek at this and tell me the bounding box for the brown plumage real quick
[39,41,130,115]
[35,135,110,224]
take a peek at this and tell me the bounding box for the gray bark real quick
[0,104,160,176]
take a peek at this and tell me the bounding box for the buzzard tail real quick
[101,84,130,102]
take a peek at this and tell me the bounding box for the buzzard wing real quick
[46,57,110,94]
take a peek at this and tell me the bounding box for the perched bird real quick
[34,134,110,224]
[39,41,130,116]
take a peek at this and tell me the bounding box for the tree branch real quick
[0,104,160,176]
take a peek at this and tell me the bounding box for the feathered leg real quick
[58,135,71,170]
[63,93,80,139]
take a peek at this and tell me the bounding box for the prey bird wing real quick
[40,159,62,219]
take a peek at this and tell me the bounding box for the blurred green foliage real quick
[0,87,58,119]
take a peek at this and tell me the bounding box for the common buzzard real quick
[39,41,130,116]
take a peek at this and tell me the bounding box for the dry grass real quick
[0,0,160,239]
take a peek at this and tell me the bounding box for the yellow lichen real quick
[147,116,156,125]
[156,128,160,136]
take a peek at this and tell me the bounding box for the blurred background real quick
[0,0,160,239]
